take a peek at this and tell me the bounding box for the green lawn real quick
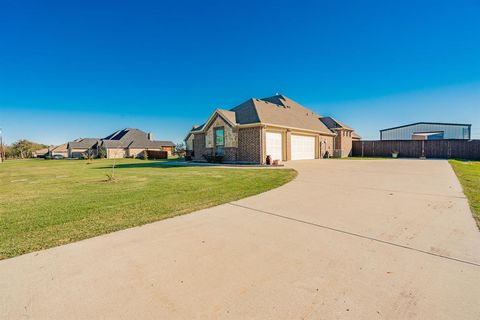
[449,160,480,228]
[0,159,296,259]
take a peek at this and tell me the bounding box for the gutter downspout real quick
[333,130,338,157]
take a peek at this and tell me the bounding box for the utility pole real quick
[0,128,4,163]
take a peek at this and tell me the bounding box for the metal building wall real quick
[380,123,470,140]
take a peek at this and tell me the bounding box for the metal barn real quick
[380,122,471,140]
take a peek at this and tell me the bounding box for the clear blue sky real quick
[1,0,479,144]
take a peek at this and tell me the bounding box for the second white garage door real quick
[291,135,315,160]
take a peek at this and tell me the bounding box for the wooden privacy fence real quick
[352,140,480,160]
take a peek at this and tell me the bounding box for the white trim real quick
[203,109,236,130]
[186,120,337,138]
[259,123,336,136]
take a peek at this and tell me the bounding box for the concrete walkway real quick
[1,159,480,319]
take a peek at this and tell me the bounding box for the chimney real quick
[148,132,153,141]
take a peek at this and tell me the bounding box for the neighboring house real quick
[380,122,471,140]
[100,128,175,158]
[67,128,175,159]
[32,148,50,158]
[68,138,100,158]
[49,143,68,158]
[185,94,359,164]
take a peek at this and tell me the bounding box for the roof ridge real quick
[250,98,262,123]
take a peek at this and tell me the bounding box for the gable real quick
[202,110,236,132]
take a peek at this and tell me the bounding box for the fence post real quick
[421,140,425,158]
[361,141,364,157]
[372,141,375,157]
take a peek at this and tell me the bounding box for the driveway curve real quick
[1,159,480,319]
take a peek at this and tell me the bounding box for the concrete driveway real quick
[1,159,480,319]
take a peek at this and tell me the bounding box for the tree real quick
[97,146,107,159]
[10,140,47,158]
[175,142,186,157]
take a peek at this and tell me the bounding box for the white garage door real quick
[291,135,315,160]
[266,132,283,161]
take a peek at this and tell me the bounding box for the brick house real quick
[67,128,175,159]
[319,117,361,158]
[185,94,360,164]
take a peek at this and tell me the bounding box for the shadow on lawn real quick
[94,160,269,170]
[94,160,193,170]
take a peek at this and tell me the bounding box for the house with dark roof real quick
[49,143,68,158]
[67,128,175,159]
[185,94,360,163]
[68,138,101,158]
[32,148,51,158]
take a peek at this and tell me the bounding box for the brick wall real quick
[193,133,206,160]
[205,115,238,148]
[334,129,353,157]
[107,148,126,159]
[224,147,237,162]
[237,127,262,163]
[320,135,334,158]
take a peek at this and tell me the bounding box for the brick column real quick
[260,126,266,164]
[285,130,291,161]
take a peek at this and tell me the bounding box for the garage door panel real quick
[291,135,315,160]
[266,132,283,161]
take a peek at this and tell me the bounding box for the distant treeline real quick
[1,140,48,159]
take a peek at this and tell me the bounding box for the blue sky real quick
[1,0,479,144]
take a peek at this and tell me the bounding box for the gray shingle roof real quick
[188,94,356,137]
[217,109,237,125]
[320,117,353,131]
[102,128,174,148]
[230,95,332,134]
[68,129,174,150]
[51,143,68,152]
[68,138,101,149]
[100,140,123,148]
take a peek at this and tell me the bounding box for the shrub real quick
[175,142,186,157]
[97,146,107,159]
[202,153,223,163]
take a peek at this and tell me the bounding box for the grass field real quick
[0,159,296,259]
[449,160,480,228]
